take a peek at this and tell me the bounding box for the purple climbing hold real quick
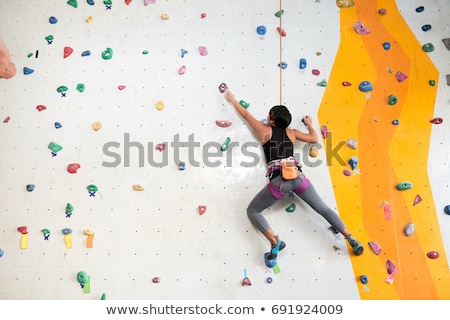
[218,83,228,93]
[354,21,370,34]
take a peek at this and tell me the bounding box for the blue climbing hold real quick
[383,42,390,50]
[264,252,277,268]
[444,205,450,215]
[178,161,185,171]
[266,277,273,284]
[23,67,34,75]
[54,122,62,129]
[299,58,307,69]
[278,62,287,69]
[26,184,35,192]
[49,16,58,24]
[62,228,72,235]
[421,24,431,32]
[359,81,373,92]
[0,249,4,257]
[87,0,95,5]
[81,50,91,57]
[392,119,400,125]
[348,156,358,170]
[360,275,368,284]
[416,6,424,13]
[181,49,188,58]
[256,26,266,35]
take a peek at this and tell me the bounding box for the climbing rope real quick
[279,0,283,105]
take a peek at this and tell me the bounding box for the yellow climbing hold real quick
[86,16,93,23]
[132,184,144,191]
[309,146,319,157]
[92,121,102,131]
[156,100,165,111]
[161,13,169,20]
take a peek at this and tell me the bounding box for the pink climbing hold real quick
[17,226,28,234]
[67,163,80,174]
[413,194,422,206]
[178,65,186,75]
[430,117,443,124]
[3,116,10,123]
[36,105,47,111]
[198,205,207,215]
[395,71,408,82]
[144,0,156,5]
[201,13,206,19]
[199,46,208,56]
[152,276,161,283]
[368,241,381,255]
[155,143,166,152]
[276,27,287,37]
[342,81,352,86]
[215,120,232,128]
[118,85,126,90]
[427,251,439,259]
[354,21,370,34]
[312,69,320,76]
[63,46,74,58]
[218,82,228,93]
[320,125,328,139]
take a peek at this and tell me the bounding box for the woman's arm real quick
[292,116,319,143]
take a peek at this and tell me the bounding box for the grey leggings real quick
[247,172,346,233]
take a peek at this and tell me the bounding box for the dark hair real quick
[269,105,292,128]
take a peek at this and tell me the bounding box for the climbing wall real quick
[0,0,448,300]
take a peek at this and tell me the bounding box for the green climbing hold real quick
[27,53,33,58]
[65,203,74,213]
[48,142,63,153]
[57,86,68,93]
[388,95,398,105]
[239,100,250,109]
[429,80,436,86]
[41,228,51,236]
[221,137,231,151]
[87,184,99,192]
[104,0,113,4]
[275,10,284,18]
[285,203,296,213]
[101,293,107,300]
[317,79,327,87]
[76,83,85,92]
[396,181,413,190]
[45,35,54,41]
[422,43,434,52]
[102,48,113,60]
[77,271,88,285]
[142,50,149,55]
[67,0,78,8]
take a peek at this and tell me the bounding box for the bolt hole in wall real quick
[0,0,450,310]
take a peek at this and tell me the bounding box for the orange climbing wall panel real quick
[318,0,450,299]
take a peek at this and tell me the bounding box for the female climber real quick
[223,88,364,268]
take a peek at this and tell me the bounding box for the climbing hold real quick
[388,95,398,105]
[241,277,251,286]
[342,81,352,86]
[180,49,188,57]
[0,248,4,257]
[392,119,400,125]
[142,50,149,55]
[278,62,287,69]
[63,47,73,58]
[81,50,91,57]
[422,43,434,52]
[239,100,250,109]
[312,69,320,76]
[198,205,207,215]
[444,205,450,215]
[308,146,319,158]
[316,79,327,87]
[67,0,78,8]
[427,251,439,259]
[415,6,424,13]
[118,85,126,90]
[320,126,328,139]
[86,16,93,23]
[413,194,422,205]
[104,0,112,6]
[299,58,306,69]
[347,138,357,150]
[41,228,51,239]
[429,80,436,86]
[45,35,54,43]
[395,71,408,82]
[429,117,443,124]
[18,226,28,234]
[49,16,58,24]
[348,156,358,170]
[84,229,94,248]
[57,85,68,93]
[343,169,352,176]
[156,100,164,111]
[92,121,102,131]
[178,65,186,75]
[87,0,95,5]
[67,163,80,174]
[102,47,113,60]
[218,83,228,93]
[76,83,85,92]
[256,26,266,35]
[354,21,370,34]
[101,293,107,300]
[276,27,287,37]
[275,9,284,17]
[161,13,169,20]
[403,223,415,237]
[62,228,72,235]
[132,184,144,191]
[221,137,231,151]
[3,116,10,123]
[152,277,161,283]
[201,13,206,19]
[383,42,390,50]
[23,67,34,75]
[396,181,412,190]
[378,8,387,15]
[155,143,166,152]
[54,122,62,129]
[87,184,98,192]
[198,46,208,56]
[66,203,74,213]
[125,0,132,5]
[368,241,381,255]
[26,184,35,192]
[360,275,368,284]
[77,271,89,285]
[359,81,373,92]
[422,24,431,32]
[48,142,63,153]
[286,203,296,213]
[215,120,232,128]
[178,161,185,171]
[266,277,273,284]
[442,38,450,51]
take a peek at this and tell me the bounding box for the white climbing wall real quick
[0,0,448,301]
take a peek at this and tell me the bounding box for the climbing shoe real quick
[264,239,286,268]
[347,236,364,256]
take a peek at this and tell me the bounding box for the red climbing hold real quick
[198,205,207,215]
[17,226,28,234]
[67,163,80,174]
[430,117,443,124]
[63,46,74,58]
[427,251,439,259]
[118,85,126,90]
[36,105,47,111]
[201,13,206,19]
[125,0,132,5]
[276,27,287,37]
